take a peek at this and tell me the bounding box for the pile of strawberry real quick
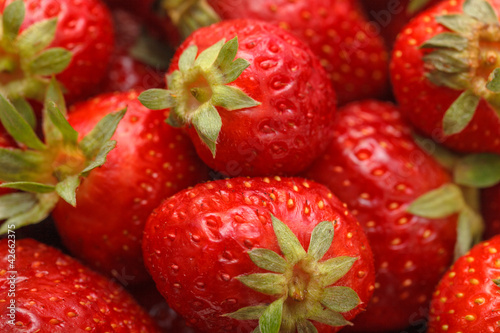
[0,0,499,332]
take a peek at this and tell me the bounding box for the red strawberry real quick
[0,238,159,332]
[303,100,461,332]
[390,0,500,154]
[427,235,500,332]
[51,90,210,284]
[162,0,389,105]
[140,19,336,177]
[143,176,375,333]
[0,0,114,103]
[483,183,500,238]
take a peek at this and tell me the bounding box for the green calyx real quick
[407,0,433,15]
[420,0,500,135]
[139,37,260,157]
[162,0,221,40]
[224,215,360,333]
[0,0,72,102]
[0,79,125,233]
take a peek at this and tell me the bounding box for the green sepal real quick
[179,45,198,72]
[493,279,500,287]
[0,93,46,150]
[195,39,225,70]
[46,101,78,145]
[80,140,117,177]
[55,175,80,207]
[271,214,306,265]
[28,47,72,76]
[318,256,358,286]
[320,286,360,313]
[164,0,221,40]
[422,50,469,75]
[139,89,175,110]
[45,77,67,115]
[307,221,334,261]
[191,103,221,157]
[16,17,58,58]
[420,33,469,51]
[297,320,318,333]
[248,248,288,274]
[487,68,500,93]
[454,153,500,188]
[224,305,267,320]
[0,148,47,182]
[237,273,287,296]
[407,0,431,14]
[0,192,37,220]
[211,85,260,110]
[259,298,284,333]
[11,98,36,130]
[442,90,480,136]
[463,0,498,25]
[454,206,483,260]
[435,14,478,34]
[310,309,351,327]
[0,181,55,193]
[407,183,465,218]
[79,109,126,159]
[2,0,25,42]
[0,192,58,234]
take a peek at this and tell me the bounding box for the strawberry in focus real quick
[143,177,375,332]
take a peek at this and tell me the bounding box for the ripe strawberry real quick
[390,0,500,154]
[162,0,389,105]
[0,238,159,332]
[143,176,375,333]
[427,235,500,332]
[0,0,114,103]
[482,183,500,238]
[51,90,210,284]
[140,19,336,177]
[303,100,462,332]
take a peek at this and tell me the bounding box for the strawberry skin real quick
[0,0,115,102]
[167,19,336,177]
[52,91,210,284]
[482,183,500,239]
[0,238,159,332]
[428,235,500,332]
[304,100,457,332]
[143,176,375,333]
[390,0,500,154]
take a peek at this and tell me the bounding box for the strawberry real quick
[427,234,500,332]
[390,0,500,154]
[303,100,468,332]
[162,0,389,105]
[50,90,210,284]
[140,19,336,177]
[482,184,500,238]
[143,176,375,333]
[0,238,159,332]
[0,0,114,103]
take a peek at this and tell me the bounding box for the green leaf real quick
[259,298,284,333]
[454,206,484,260]
[0,192,58,234]
[318,256,357,287]
[220,58,250,84]
[80,140,117,176]
[487,68,500,93]
[16,18,58,57]
[46,101,78,145]
[55,175,80,207]
[420,33,469,51]
[408,184,465,218]
[45,78,67,115]
[442,90,480,135]
[297,320,318,333]
[2,0,25,41]
[407,0,431,14]
[493,279,500,287]
[79,109,126,159]
[311,309,351,328]
[248,248,288,273]
[321,286,360,313]
[179,45,198,72]
[194,38,225,70]
[139,89,175,110]
[0,192,37,220]
[11,98,36,129]
[463,0,498,24]
[0,94,46,150]
[28,47,72,76]
[271,214,306,265]
[212,85,260,111]
[423,50,470,74]
[0,148,47,182]
[308,221,334,261]
[0,181,55,193]
[224,305,267,320]
[436,14,482,34]
[237,273,287,296]
[214,37,238,68]
[191,103,221,157]
[454,153,500,188]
